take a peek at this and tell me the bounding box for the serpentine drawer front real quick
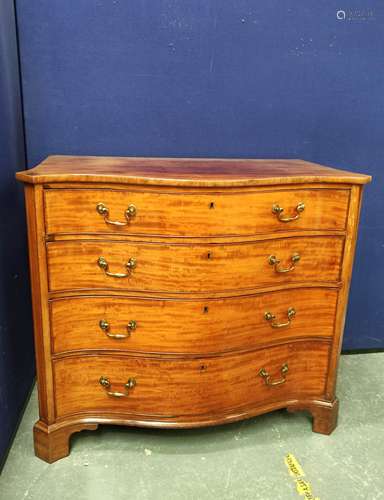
[46,236,343,293]
[53,341,330,418]
[16,156,370,463]
[44,187,350,236]
[50,288,338,354]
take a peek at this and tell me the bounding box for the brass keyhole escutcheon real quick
[209,202,215,209]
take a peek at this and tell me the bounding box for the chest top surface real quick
[16,155,371,187]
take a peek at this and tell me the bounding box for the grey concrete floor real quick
[0,353,383,500]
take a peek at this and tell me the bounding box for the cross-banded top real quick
[16,155,371,187]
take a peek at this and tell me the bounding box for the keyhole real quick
[203,306,209,313]
[207,252,212,259]
[209,202,215,209]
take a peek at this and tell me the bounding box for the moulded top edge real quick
[15,155,372,186]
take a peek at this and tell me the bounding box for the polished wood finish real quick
[53,341,330,418]
[288,398,339,435]
[16,155,370,186]
[24,185,55,423]
[44,187,350,236]
[17,156,370,463]
[46,236,343,293]
[50,288,338,354]
[33,420,98,464]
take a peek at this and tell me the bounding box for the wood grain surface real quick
[44,187,350,236]
[46,236,344,293]
[53,341,330,418]
[50,288,338,354]
[24,185,55,423]
[16,155,371,186]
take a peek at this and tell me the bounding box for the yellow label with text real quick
[284,454,320,500]
[284,453,305,478]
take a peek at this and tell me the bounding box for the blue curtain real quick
[0,0,34,468]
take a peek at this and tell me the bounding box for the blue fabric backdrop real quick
[15,1,384,350]
[0,0,34,468]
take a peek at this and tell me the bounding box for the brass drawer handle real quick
[272,202,305,222]
[99,376,136,398]
[268,253,300,273]
[259,363,288,386]
[96,202,136,227]
[264,307,296,328]
[97,256,136,278]
[99,319,137,339]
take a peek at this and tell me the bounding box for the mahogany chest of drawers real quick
[16,156,370,463]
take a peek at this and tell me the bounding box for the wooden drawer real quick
[46,236,344,293]
[44,188,350,236]
[53,341,330,418]
[50,288,338,354]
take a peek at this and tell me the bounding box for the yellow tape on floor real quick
[284,453,320,500]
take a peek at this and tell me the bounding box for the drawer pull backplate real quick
[96,202,136,226]
[99,376,136,398]
[272,202,305,222]
[268,253,300,273]
[97,256,136,278]
[99,319,137,339]
[264,307,296,328]
[259,363,289,387]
